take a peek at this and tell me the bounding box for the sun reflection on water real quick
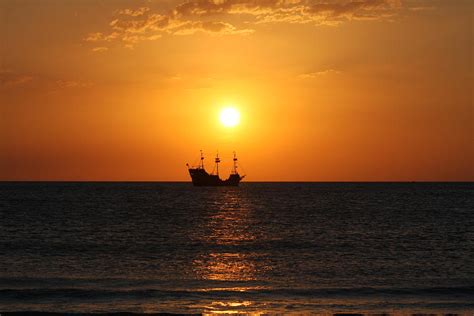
[193,252,257,281]
[202,300,264,315]
[191,189,265,313]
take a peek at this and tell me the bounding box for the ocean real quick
[1,182,473,314]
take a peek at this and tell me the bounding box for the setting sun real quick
[219,107,240,128]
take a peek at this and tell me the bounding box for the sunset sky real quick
[1,0,472,181]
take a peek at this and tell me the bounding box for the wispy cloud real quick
[117,7,150,17]
[298,69,341,79]
[172,20,254,35]
[85,0,405,49]
[55,80,92,89]
[92,46,108,52]
[176,0,402,24]
[0,70,94,93]
[0,71,34,88]
[408,6,435,12]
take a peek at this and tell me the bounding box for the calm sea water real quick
[1,182,473,314]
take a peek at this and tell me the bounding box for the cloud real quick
[55,80,92,89]
[172,0,402,24]
[306,0,401,19]
[92,46,108,52]
[298,69,341,79]
[85,0,404,48]
[1,71,92,92]
[0,71,34,88]
[118,7,150,17]
[173,20,254,35]
[408,6,435,12]
[173,0,283,17]
[85,32,104,42]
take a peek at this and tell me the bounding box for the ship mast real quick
[200,150,204,169]
[215,152,220,176]
[233,151,238,174]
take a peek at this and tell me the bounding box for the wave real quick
[1,285,474,301]
[2,286,474,314]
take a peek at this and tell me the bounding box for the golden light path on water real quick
[190,189,267,314]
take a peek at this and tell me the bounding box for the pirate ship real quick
[187,151,245,186]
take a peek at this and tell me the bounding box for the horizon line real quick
[1,180,473,183]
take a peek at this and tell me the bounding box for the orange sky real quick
[1,0,473,181]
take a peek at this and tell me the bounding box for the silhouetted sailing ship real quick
[187,151,245,186]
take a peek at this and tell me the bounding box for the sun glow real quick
[219,107,240,127]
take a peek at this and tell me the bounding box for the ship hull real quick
[188,168,242,186]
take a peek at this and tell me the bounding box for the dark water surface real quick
[1,182,473,314]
